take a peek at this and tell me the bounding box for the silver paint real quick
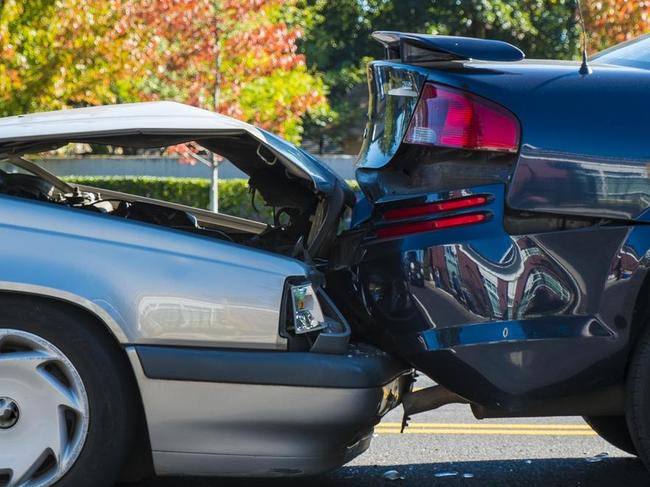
[0,102,338,193]
[126,348,392,477]
[0,193,309,349]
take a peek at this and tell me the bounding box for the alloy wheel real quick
[0,329,89,487]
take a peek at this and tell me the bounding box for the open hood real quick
[0,101,353,201]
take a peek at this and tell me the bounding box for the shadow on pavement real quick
[120,457,648,486]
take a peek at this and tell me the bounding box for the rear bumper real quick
[127,345,411,477]
[329,183,646,416]
[401,316,624,413]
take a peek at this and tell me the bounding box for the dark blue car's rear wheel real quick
[583,416,637,456]
[626,325,650,468]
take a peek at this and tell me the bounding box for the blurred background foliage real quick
[1,0,649,152]
[0,0,327,144]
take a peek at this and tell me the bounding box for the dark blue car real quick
[328,32,650,468]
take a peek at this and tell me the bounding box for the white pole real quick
[209,158,219,213]
[211,27,222,214]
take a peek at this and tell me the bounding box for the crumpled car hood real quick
[0,101,352,199]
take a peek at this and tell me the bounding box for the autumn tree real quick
[583,0,650,52]
[120,0,327,210]
[0,0,143,117]
[1,0,326,144]
[124,0,327,144]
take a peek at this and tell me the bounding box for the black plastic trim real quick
[136,345,410,389]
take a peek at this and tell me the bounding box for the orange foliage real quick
[584,0,650,52]
[1,0,326,142]
[123,0,325,139]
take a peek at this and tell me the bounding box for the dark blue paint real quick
[372,32,525,62]
[351,194,373,227]
[357,58,650,221]
[421,317,614,351]
[329,185,648,411]
[333,37,650,414]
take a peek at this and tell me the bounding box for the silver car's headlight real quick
[290,283,327,334]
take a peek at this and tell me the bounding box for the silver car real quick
[0,102,411,486]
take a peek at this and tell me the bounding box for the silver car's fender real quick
[0,194,309,350]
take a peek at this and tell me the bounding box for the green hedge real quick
[63,176,273,222]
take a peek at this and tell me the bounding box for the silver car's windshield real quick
[592,34,650,70]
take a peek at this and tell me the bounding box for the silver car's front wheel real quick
[0,329,90,487]
[0,297,138,487]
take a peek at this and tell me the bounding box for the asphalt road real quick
[120,379,650,487]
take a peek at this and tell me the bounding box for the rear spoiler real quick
[372,31,525,63]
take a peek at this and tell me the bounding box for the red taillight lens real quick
[383,195,489,220]
[376,213,488,239]
[404,83,520,153]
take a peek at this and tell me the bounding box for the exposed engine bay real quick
[0,157,331,260]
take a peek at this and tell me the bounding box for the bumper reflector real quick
[376,213,488,239]
[383,195,489,220]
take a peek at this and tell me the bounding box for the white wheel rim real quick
[0,329,89,487]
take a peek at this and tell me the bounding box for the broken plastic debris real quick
[585,452,609,463]
[524,460,533,465]
[434,471,459,478]
[462,473,475,478]
[383,469,405,481]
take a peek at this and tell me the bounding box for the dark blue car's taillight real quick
[404,83,520,153]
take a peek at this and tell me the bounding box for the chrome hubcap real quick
[0,397,19,429]
[0,329,89,487]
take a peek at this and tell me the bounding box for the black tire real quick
[0,295,137,487]
[583,416,637,455]
[626,324,650,469]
